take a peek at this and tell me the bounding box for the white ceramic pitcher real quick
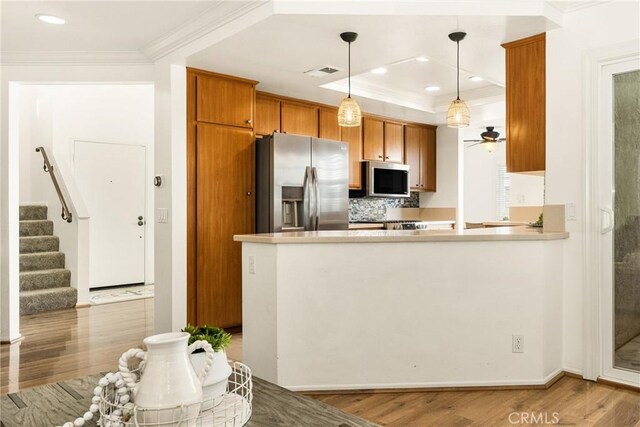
[119,332,214,426]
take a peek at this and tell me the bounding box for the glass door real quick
[599,59,640,385]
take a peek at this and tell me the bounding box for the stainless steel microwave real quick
[365,161,411,198]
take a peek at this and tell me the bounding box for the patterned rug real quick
[89,284,154,305]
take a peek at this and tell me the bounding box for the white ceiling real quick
[1,0,609,123]
[1,1,216,52]
[186,14,550,115]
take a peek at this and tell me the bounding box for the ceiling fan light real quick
[482,141,497,152]
[446,98,470,128]
[338,96,362,127]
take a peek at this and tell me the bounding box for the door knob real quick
[138,216,143,220]
[138,221,144,226]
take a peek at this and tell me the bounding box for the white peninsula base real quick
[237,229,567,391]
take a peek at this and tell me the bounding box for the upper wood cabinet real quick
[502,33,546,173]
[363,118,404,163]
[196,73,255,128]
[281,102,319,137]
[363,117,385,161]
[341,125,363,189]
[318,108,340,141]
[405,125,436,192]
[255,94,280,136]
[384,122,404,163]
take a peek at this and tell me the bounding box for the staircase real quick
[19,205,77,315]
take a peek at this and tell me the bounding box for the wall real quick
[509,174,545,208]
[1,64,154,341]
[420,126,459,209]
[545,1,640,375]
[18,84,155,286]
[463,127,505,223]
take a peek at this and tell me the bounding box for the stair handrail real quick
[35,146,73,223]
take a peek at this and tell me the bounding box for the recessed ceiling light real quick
[469,76,484,82]
[371,67,387,74]
[416,57,429,62]
[35,14,66,25]
[424,86,440,92]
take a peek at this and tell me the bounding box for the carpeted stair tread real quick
[20,220,54,237]
[20,235,59,254]
[20,287,77,315]
[20,251,65,272]
[20,268,71,291]
[19,205,48,221]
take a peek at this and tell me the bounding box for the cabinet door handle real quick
[385,156,390,159]
[378,155,383,159]
[246,119,253,124]
[246,191,252,196]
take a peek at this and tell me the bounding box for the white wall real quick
[1,64,154,340]
[463,127,506,223]
[509,174,545,207]
[420,126,459,209]
[18,84,155,286]
[545,1,640,375]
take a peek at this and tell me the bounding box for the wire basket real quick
[99,361,252,427]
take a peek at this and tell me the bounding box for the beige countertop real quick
[348,223,385,230]
[234,226,569,244]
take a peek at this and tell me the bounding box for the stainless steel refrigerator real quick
[256,133,349,233]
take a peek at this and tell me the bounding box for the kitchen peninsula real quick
[235,227,569,391]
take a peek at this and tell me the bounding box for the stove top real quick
[350,220,455,230]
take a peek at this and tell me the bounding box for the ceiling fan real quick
[463,127,506,152]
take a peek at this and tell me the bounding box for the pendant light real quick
[446,32,470,128]
[338,32,362,127]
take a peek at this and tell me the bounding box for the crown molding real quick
[0,51,152,66]
[142,0,271,61]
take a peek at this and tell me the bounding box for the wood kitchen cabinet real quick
[363,118,404,163]
[318,107,340,140]
[281,101,319,137]
[188,68,257,328]
[363,117,385,161]
[341,125,363,189]
[255,94,280,136]
[502,33,546,173]
[405,125,436,192]
[384,121,404,163]
[196,73,255,128]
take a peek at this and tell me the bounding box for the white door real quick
[598,58,640,385]
[74,141,146,288]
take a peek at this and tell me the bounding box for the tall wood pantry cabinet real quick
[187,69,257,328]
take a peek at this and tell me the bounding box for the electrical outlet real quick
[566,203,576,221]
[512,334,524,353]
[248,255,256,274]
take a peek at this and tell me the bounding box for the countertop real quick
[348,223,385,230]
[234,226,569,244]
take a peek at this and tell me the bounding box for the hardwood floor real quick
[1,300,638,426]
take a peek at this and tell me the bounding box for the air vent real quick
[304,66,342,77]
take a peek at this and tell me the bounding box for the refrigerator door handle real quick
[303,166,312,230]
[312,167,320,230]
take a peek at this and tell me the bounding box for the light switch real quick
[157,208,168,223]
[566,203,576,221]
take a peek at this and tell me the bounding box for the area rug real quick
[89,284,154,305]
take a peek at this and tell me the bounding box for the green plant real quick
[534,212,544,226]
[182,324,231,352]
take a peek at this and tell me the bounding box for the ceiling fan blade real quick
[465,142,483,148]
[463,139,483,143]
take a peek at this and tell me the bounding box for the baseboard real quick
[301,369,568,394]
[0,334,24,344]
[597,377,640,392]
[75,303,91,309]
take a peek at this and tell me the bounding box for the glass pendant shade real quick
[446,98,470,128]
[482,141,497,152]
[338,96,362,127]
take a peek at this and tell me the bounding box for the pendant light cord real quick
[348,41,352,98]
[456,40,460,101]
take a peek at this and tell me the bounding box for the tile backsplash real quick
[349,192,420,222]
